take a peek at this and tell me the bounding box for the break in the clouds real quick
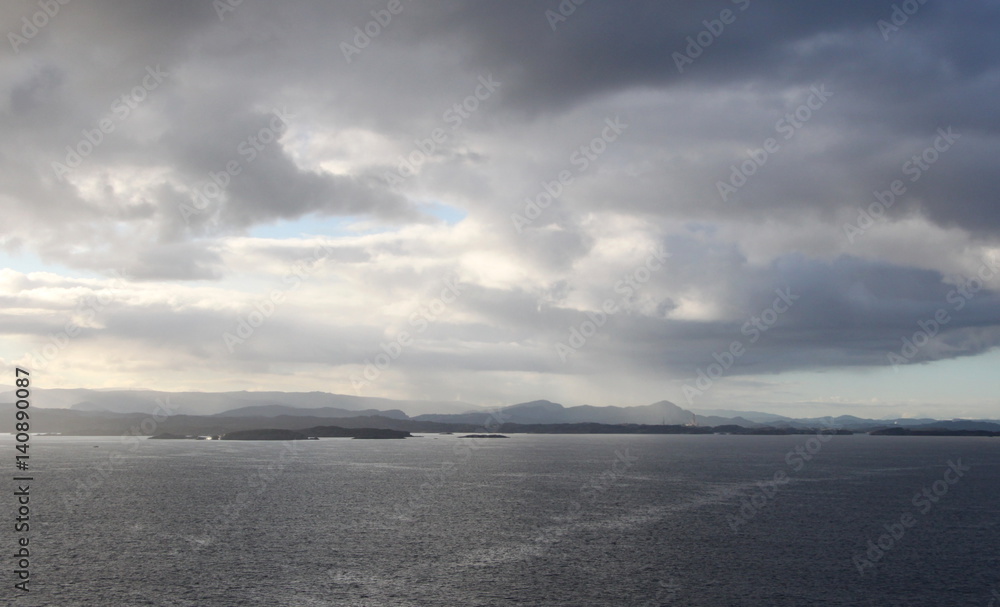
[1,0,999,418]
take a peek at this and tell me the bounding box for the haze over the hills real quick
[2,1,999,419]
[0,387,475,417]
[3,389,995,437]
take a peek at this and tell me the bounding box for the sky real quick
[1,0,999,419]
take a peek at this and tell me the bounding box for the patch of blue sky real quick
[247,214,388,240]
[0,249,94,279]
[419,201,467,225]
[247,202,466,240]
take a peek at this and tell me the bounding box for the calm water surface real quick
[4,434,999,606]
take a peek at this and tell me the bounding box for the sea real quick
[4,433,998,606]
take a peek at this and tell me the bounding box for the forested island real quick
[150,426,411,440]
[869,428,1000,437]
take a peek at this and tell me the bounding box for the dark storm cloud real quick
[6,0,998,241]
[160,106,415,232]
[401,0,885,110]
[407,0,1000,231]
[407,1,992,116]
[546,253,1000,378]
[2,0,423,278]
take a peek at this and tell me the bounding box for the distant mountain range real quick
[213,404,410,420]
[0,388,475,417]
[412,400,753,427]
[1,388,997,436]
[690,408,799,424]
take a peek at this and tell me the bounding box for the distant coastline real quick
[869,427,1000,437]
[5,392,998,438]
[150,426,411,440]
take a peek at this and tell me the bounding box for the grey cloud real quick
[1,0,999,409]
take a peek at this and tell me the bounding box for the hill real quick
[0,388,476,417]
[414,399,717,426]
[213,404,408,419]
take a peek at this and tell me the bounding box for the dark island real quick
[492,423,854,435]
[213,426,411,440]
[870,427,1000,437]
[303,426,410,439]
[221,429,309,441]
[458,434,509,439]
